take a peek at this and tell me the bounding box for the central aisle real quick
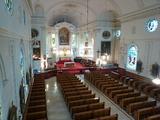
[45,75,134,120]
[45,77,72,120]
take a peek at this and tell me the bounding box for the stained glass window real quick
[126,44,138,70]
[5,0,13,13]
[145,18,158,32]
[20,48,25,78]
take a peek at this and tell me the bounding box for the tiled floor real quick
[45,75,134,120]
[45,77,72,120]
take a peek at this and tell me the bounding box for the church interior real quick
[0,0,160,120]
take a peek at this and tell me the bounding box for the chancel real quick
[0,0,160,120]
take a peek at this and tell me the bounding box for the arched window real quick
[126,44,138,70]
[4,0,13,14]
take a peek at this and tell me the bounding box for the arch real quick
[126,43,138,70]
[47,1,97,26]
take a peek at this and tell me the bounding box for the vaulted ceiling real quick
[31,0,160,27]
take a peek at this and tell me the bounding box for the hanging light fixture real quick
[86,0,89,41]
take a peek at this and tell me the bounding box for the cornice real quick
[77,20,116,31]
[0,28,28,40]
[31,16,46,24]
[118,4,160,22]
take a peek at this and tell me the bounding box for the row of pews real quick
[23,74,48,120]
[57,73,118,120]
[80,58,96,67]
[84,71,160,120]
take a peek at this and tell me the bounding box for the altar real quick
[64,62,75,67]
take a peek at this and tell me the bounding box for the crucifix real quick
[96,49,101,58]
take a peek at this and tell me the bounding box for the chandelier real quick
[86,0,89,41]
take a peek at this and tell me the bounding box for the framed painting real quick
[59,27,69,45]
[101,41,111,55]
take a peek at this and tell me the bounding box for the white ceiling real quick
[31,0,160,26]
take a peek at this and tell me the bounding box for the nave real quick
[45,75,134,120]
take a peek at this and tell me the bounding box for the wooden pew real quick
[132,81,145,89]
[104,86,128,95]
[71,102,105,116]
[89,114,118,120]
[60,81,82,86]
[61,84,85,89]
[120,95,148,109]
[143,85,156,95]
[127,100,157,114]
[30,95,45,101]
[29,99,46,106]
[66,94,96,105]
[26,111,47,120]
[134,106,160,120]
[96,80,118,89]
[68,98,100,110]
[60,82,83,88]
[109,88,134,98]
[63,87,88,94]
[64,90,92,99]
[31,91,45,96]
[74,108,111,120]
[114,91,141,104]
[28,105,46,113]
[100,83,122,92]
[145,114,160,120]
[150,88,160,98]
[137,82,151,91]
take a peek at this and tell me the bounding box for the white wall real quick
[0,0,32,119]
[77,21,115,61]
[118,14,160,79]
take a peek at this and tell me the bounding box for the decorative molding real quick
[77,20,115,32]
[0,28,23,40]
[31,16,46,24]
[122,38,160,42]
[0,28,31,42]
[118,4,160,22]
